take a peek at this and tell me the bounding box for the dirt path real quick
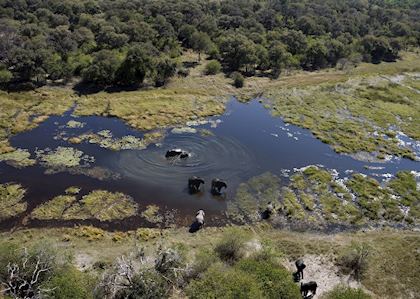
[284,254,361,298]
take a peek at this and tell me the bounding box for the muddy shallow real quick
[1,98,419,230]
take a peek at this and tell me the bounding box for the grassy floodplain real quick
[0,51,419,165]
[0,225,418,298]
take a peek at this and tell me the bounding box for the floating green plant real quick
[0,183,27,221]
[0,148,36,168]
[141,205,163,224]
[31,190,138,221]
[36,146,94,169]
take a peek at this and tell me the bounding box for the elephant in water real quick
[188,176,205,193]
[211,179,227,195]
[165,148,189,159]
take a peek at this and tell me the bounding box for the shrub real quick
[204,60,222,75]
[186,264,263,299]
[214,228,251,264]
[231,72,244,88]
[336,242,371,281]
[187,249,219,280]
[43,266,95,299]
[322,285,371,299]
[114,270,170,299]
[236,259,301,299]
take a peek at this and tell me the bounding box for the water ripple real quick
[114,134,257,186]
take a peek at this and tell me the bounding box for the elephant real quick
[211,179,227,195]
[262,201,275,219]
[300,281,317,298]
[188,176,205,193]
[165,148,189,159]
[295,259,306,281]
[196,209,205,227]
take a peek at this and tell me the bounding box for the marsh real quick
[0,98,419,230]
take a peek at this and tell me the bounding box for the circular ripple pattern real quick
[114,134,257,186]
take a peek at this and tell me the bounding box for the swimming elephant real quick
[188,176,205,193]
[165,148,189,159]
[211,179,227,195]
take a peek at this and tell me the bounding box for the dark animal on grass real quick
[211,179,227,195]
[295,259,306,281]
[262,201,275,219]
[165,148,189,159]
[300,281,317,297]
[188,176,205,193]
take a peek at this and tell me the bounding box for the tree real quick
[204,60,221,75]
[360,35,398,64]
[269,42,293,78]
[47,26,77,59]
[115,45,154,86]
[154,57,177,87]
[82,50,121,85]
[0,64,12,86]
[191,31,212,61]
[301,39,329,70]
[0,243,59,298]
[218,34,257,72]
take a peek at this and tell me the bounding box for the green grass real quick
[0,183,27,221]
[227,172,281,223]
[31,190,138,221]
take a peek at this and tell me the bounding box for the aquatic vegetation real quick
[0,148,36,168]
[266,72,420,160]
[227,172,281,223]
[31,190,138,221]
[141,205,163,224]
[65,186,81,195]
[281,188,305,220]
[68,166,120,181]
[74,89,226,131]
[36,146,93,169]
[31,195,76,220]
[0,88,75,154]
[66,120,85,128]
[0,183,27,221]
[230,166,417,226]
[67,130,164,151]
[171,127,197,134]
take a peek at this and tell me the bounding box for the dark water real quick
[1,98,419,230]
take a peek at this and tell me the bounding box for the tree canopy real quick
[0,0,418,89]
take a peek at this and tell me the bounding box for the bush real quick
[204,60,222,75]
[322,285,371,299]
[236,259,301,299]
[187,249,219,280]
[186,264,262,299]
[43,266,95,299]
[231,72,244,88]
[336,242,371,281]
[214,228,251,264]
[114,270,170,299]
